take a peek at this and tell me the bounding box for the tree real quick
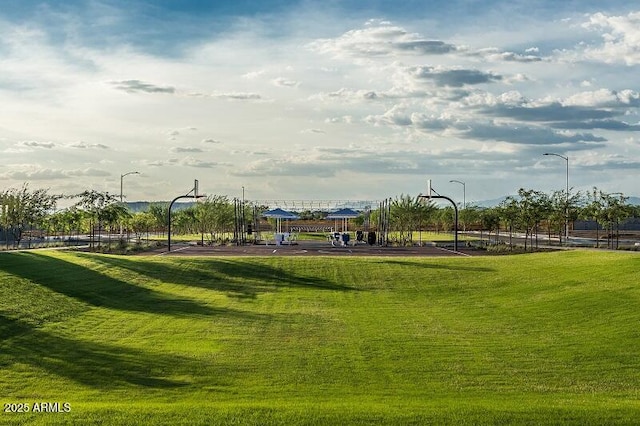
[498,197,518,249]
[600,192,630,249]
[480,207,501,244]
[0,184,59,248]
[389,194,435,245]
[147,203,169,236]
[100,203,131,249]
[514,188,550,251]
[433,206,454,234]
[73,190,119,250]
[582,187,605,248]
[459,205,481,234]
[131,212,155,243]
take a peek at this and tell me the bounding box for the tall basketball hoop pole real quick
[167,179,205,252]
[418,180,458,252]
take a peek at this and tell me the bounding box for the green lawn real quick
[1,250,639,424]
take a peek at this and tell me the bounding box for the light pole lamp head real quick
[543,152,568,161]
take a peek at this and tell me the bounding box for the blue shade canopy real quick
[262,208,299,219]
[326,208,360,219]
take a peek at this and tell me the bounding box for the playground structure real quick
[231,198,392,247]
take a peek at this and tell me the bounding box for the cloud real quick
[408,66,503,87]
[477,102,615,122]
[243,70,266,79]
[170,146,204,153]
[458,122,607,146]
[179,157,220,168]
[68,141,109,149]
[310,88,383,103]
[471,48,544,63]
[272,77,300,88]
[581,11,640,65]
[136,160,167,167]
[551,119,640,131]
[1,167,110,180]
[134,157,220,168]
[411,114,456,130]
[209,91,262,100]
[563,89,640,108]
[2,4,640,201]
[231,144,525,179]
[465,90,630,123]
[325,116,354,124]
[309,22,458,58]
[365,104,412,126]
[232,158,338,178]
[67,168,111,177]
[111,80,176,94]
[20,141,56,149]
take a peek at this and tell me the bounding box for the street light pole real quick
[119,171,139,237]
[120,171,140,203]
[449,180,466,209]
[543,153,569,243]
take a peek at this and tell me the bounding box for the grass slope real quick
[1,250,639,424]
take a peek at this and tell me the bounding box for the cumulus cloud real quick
[111,80,176,94]
[365,104,412,127]
[3,4,640,200]
[309,22,458,58]
[471,48,544,63]
[563,89,640,108]
[581,11,640,65]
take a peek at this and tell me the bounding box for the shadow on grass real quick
[374,259,495,272]
[0,252,244,317]
[0,313,197,389]
[80,255,358,300]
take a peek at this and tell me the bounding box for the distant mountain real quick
[473,195,640,208]
[124,201,196,213]
[124,195,640,212]
[473,196,511,208]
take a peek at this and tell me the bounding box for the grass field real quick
[1,250,639,424]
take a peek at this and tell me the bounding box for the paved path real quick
[155,241,477,257]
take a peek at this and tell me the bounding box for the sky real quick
[1,0,639,205]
